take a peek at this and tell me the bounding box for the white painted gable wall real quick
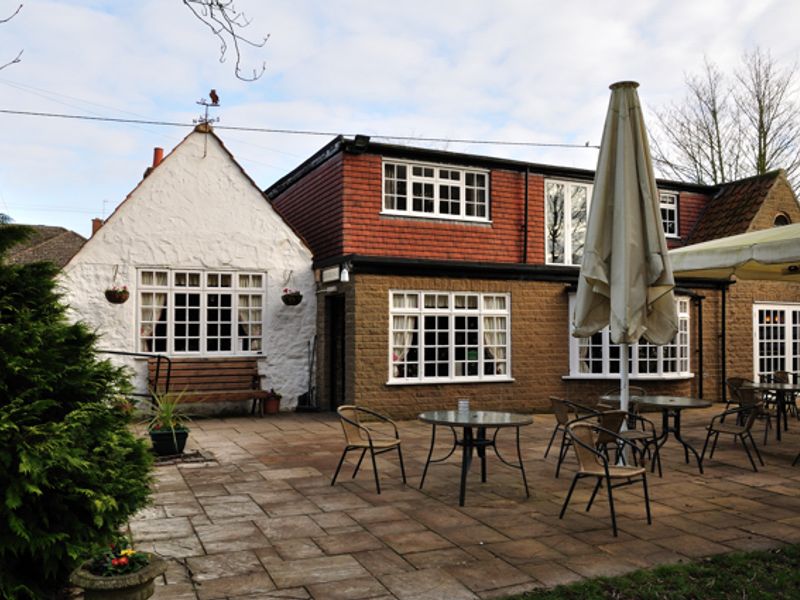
[60,130,316,411]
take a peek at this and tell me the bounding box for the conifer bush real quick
[0,225,153,599]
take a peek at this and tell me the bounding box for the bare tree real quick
[182,0,269,81]
[651,49,800,187]
[735,48,800,180]
[1,3,22,71]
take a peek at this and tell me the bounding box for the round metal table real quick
[418,410,533,506]
[740,381,800,441]
[601,395,711,473]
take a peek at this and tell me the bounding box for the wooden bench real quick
[148,356,270,415]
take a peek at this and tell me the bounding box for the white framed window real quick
[753,304,800,379]
[382,160,489,222]
[569,297,692,379]
[389,291,511,384]
[138,269,265,356]
[660,192,679,237]
[545,180,591,265]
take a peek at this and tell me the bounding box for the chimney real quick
[91,218,103,236]
[152,147,164,168]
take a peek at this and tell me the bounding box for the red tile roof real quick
[686,171,781,244]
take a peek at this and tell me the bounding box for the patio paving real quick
[128,407,800,599]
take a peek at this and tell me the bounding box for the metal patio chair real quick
[331,405,406,494]
[700,402,765,472]
[559,421,652,537]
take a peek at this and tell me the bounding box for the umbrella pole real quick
[619,342,630,466]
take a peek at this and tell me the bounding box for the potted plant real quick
[281,287,303,306]
[70,535,167,600]
[143,390,191,456]
[104,285,130,304]
[264,388,282,414]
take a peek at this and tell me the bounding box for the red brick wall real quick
[341,154,527,263]
[676,191,708,246]
[270,153,345,262]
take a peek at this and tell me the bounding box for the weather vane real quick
[194,89,220,126]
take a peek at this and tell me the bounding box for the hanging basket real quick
[104,288,130,304]
[281,292,302,306]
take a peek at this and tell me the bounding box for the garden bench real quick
[147,356,270,414]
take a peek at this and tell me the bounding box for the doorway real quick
[325,294,346,411]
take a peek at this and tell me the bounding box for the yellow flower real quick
[120,548,136,556]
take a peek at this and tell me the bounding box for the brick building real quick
[267,136,800,418]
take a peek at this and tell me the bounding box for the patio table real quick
[741,381,800,441]
[418,410,532,506]
[600,394,711,474]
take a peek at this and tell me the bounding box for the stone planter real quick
[70,553,167,600]
[281,292,302,306]
[148,428,188,456]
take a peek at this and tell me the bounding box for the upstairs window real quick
[545,180,591,265]
[382,160,489,222]
[660,192,679,237]
[139,269,265,356]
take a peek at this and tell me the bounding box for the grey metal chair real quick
[701,402,765,472]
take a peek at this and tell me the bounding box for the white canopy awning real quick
[669,223,800,282]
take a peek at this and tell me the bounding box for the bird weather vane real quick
[194,89,220,126]
[194,89,220,156]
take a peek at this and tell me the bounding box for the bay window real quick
[389,291,511,383]
[138,269,265,355]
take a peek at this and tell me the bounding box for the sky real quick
[1,0,799,237]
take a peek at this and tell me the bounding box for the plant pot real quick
[281,292,302,306]
[104,289,130,304]
[148,428,188,456]
[70,553,167,600]
[264,396,281,414]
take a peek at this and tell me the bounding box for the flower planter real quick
[264,395,281,414]
[281,292,302,306]
[70,553,167,600]
[104,289,130,304]
[148,428,188,456]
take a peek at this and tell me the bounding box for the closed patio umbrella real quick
[573,81,678,413]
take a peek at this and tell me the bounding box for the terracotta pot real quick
[70,553,167,600]
[104,289,130,304]
[148,429,188,456]
[281,292,302,306]
[264,396,281,414]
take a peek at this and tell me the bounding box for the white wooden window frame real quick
[388,290,512,384]
[544,179,592,266]
[137,268,266,356]
[381,159,490,223]
[660,192,679,238]
[752,303,800,380]
[567,296,692,379]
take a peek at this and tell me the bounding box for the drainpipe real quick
[721,285,727,405]
[694,296,704,399]
[522,169,529,263]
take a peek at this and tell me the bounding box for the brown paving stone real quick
[139,536,206,559]
[738,521,800,543]
[518,561,583,587]
[186,550,264,582]
[723,534,783,552]
[380,568,478,600]
[382,530,454,554]
[347,505,409,523]
[437,525,510,546]
[261,467,323,480]
[254,515,327,540]
[410,506,480,530]
[353,548,414,577]
[307,575,389,600]
[561,553,640,578]
[652,534,732,558]
[199,494,266,519]
[534,534,598,557]
[310,511,360,530]
[152,582,197,599]
[130,517,194,542]
[446,557,532,592]
[478,582,543,599]
[404,547,476,569]
[309,492,373,511]
[266,555,369,588]
[195,573,276,600]
[314,531,384,555]
[272,538,324,560]
[164,501,205,518]
[195,522,271,553]
[367,519,428,537]
[486,538,566,565]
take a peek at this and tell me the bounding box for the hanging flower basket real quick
[281,288,302,306]
[104,286,130,304]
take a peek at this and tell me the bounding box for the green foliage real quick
[0,224,153,599]
[513,545,800,600]
[143,389,191,432]
[86,533,149,577]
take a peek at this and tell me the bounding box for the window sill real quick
[386,377,515,386]
[562,374,694,381]
[380,211,492,226]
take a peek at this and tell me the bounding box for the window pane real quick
[570,185,588,264]
[546,182,565,263]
